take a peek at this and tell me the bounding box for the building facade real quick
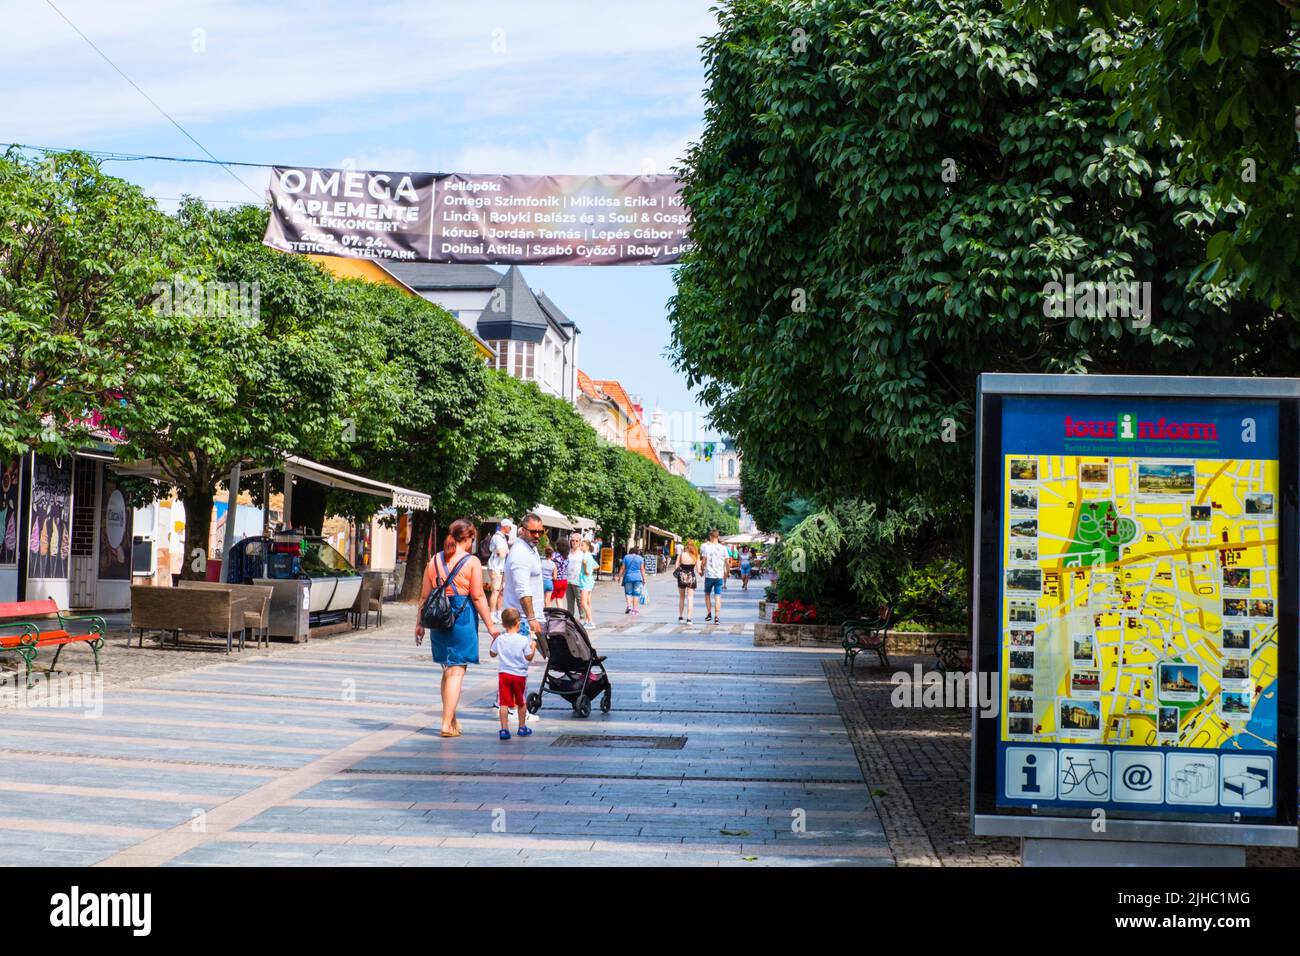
[382,262,579,403]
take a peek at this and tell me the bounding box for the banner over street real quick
[263,167,691,266]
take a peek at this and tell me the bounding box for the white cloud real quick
[2,0,716,145]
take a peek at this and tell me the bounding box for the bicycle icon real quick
[1060,754,1109,797]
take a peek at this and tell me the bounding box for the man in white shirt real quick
[502,512,545,639]
[487,518,513,624]
[699,528,730,625]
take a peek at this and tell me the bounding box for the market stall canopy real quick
[723,532,764,545]
[112,454,430,511]
[644,525,682,542]
[485,504,598,532]
[532,504,573,531]
[282,456,429,511]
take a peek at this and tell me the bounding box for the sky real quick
[0,0,727,484]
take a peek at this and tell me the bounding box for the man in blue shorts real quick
[699,528,730,625]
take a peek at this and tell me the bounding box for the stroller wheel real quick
[574,695,592,719]
[526,692,541,715]
[600,692,611,714]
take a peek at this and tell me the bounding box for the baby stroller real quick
[527,607,612,718]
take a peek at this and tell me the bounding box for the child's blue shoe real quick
[499,729,511,740]
[517,726,533,737]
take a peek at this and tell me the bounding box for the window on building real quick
[489,340,511,372]
[728,458,736,478]
[514,341,535,380]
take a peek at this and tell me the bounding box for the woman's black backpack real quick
[421,554,472,631]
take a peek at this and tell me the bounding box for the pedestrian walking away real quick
[551,538,570,609]
[416,518,499,738]
[699,528,729,625]
[674,539,699,623]
[489,607,537,739]
[542,546,556,607]
[617,545,646,616]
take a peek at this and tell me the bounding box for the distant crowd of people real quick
[415,516,759,738]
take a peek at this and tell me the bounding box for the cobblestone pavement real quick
[826,654,1020,866]
[825,652,1300,867]
[0,574,889,866]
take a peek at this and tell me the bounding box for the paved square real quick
[0,578,889,866]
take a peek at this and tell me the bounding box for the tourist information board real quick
[971,374,1298,846]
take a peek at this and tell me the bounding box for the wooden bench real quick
[0,600,106,687]
[841,604,895,671]
[130,584,244,654]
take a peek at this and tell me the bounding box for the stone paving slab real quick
[0,582,888,866]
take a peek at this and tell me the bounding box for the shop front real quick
[0,449,136,610]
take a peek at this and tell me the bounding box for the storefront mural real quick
[30,456,71,580]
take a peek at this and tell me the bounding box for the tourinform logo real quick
[1064,414,1218,443]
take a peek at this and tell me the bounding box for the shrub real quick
[897,557,968,631]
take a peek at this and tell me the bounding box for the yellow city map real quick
[1000,455,1278,751]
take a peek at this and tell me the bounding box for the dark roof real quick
[381,262,503,290]
[537,291,580,333]
[382,262,577,345]
[476,266,552,343]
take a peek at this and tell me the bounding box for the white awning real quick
[644,525,682,542]
[489,505,597,532]
[112,454,430,511]
[531,504,573,531]
[283,456,430,511]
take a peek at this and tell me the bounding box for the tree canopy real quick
[670,0,1287,514]
[0,149,181,459]
[1010,0,1300,312]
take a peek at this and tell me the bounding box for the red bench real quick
[0,600,106,687]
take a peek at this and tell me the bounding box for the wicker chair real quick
[130,584,242,653]
[363,571,387,627]
[349,576,378,629]
[177,580,274,649]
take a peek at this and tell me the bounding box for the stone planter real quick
[753,621,841,647]
[752,623,967,653]
[886,631,966,656]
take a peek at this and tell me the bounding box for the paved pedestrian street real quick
[0,578,891,866]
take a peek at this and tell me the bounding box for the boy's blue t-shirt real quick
[622,554,645,582]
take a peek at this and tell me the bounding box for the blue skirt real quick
[429,594,479,667]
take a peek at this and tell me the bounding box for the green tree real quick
[109,201,404,579]
[445,372,587,524]
[328,279,489,600]
[670,0,1282,513]
[1011,0,1300,311]
[0,149,181,458]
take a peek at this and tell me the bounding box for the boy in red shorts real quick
[490,608,536,740]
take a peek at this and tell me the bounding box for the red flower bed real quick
[772,599,818,625]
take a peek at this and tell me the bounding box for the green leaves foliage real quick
[671,0,1284,515]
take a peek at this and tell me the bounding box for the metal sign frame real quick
[970,373,1299,847]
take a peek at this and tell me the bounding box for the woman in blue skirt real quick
[416,518,498,737]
